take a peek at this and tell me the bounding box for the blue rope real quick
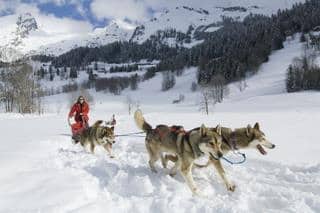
[221,152,246,165]
[211,152,247,165]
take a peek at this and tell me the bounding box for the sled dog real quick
[164,123,276,191]
[134,109,224,195]
[79,120,116,158]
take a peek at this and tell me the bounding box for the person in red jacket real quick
[68,96,89,142]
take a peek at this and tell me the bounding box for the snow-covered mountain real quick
[0,0,305,62]
[36,21,133,56]
[15,13,38,40]
[0,13,38,62]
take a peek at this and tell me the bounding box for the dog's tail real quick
[134,110,152,132]
[92,120,103,128]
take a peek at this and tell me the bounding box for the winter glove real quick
[68,117,72,126]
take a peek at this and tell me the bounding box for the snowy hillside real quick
[0,35,319,212]
[0,0,305,61]
[130,0,305,43]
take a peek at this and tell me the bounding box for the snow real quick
[0,36,320,212]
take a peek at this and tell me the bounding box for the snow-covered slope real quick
[130,0,305,43]
[0,0,305,61]
[0,35,319,212]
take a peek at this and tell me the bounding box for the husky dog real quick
[164,123,276,192]
[134,110,224,195]
[78,120,116,158]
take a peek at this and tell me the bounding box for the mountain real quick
[36,21,133,56]
[0,0,305,62]
[15,13,38,40]
[0,13,38,62]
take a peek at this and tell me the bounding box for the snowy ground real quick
[0,37,319,212]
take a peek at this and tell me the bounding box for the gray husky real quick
[78,120,116,158]
[134,110,224,195]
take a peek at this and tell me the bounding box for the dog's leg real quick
[145,140,159,173]
[180,162,199,195]
[169,156,180,177]
[90,142,95,154]
[212,159,235,192]
[103,143,114,158]
[149,157,159,173]
[160,154,167,168]
[161,154,178,168]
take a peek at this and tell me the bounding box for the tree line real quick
[286,37,320,92]
[109,64,139,73]
[35,0,320,89]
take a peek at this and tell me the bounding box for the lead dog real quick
[134,110,224,195]
[163,123,276,192]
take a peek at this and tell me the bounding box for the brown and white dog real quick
[163,123,276,192]
[134,110,224,195]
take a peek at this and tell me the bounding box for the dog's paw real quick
[109,155,115,159]
[169,170,177,177]
[226,183,236,192]
[192,188,206,197]
[169,173,176,177]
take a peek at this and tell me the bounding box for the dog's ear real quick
[111,126,114,131]
[100,128,106,137]
[200,124,207,137]
[215,124,222,136]
[246,124,252,137]
[254,122,260,131]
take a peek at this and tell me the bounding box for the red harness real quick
[155,125,188,140]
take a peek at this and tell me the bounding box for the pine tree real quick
[69,67,77,79]
[286,65,295,92]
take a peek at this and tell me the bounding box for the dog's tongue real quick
[257,144,267,155]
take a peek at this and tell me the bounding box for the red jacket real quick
[69,102,89,123]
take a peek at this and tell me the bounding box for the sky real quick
[0,0,169,32]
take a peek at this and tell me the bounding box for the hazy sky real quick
[0,0,171,30]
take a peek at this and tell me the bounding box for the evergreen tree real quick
[161,71,176,91]
[69,67,77,79]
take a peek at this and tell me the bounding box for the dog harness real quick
[227,132,238,150]
[154,125,185,140]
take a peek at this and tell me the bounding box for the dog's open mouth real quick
[257,144,267,155]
